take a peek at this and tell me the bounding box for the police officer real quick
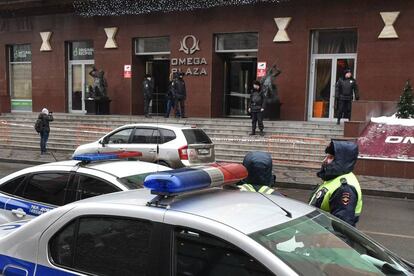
[309,140,362,226]
[248,80,265,136]
[335,69,359,125]
[238,151,280,195]
[142,74,154,118]
[175,72,187,118]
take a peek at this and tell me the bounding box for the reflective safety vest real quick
[309,172,363,216]
[239,184,275,194]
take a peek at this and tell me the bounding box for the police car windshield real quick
[249,210,413,276]
[118,172,153,189]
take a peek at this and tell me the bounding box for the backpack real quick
[34,118,42,133]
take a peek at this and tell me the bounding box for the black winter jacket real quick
[142,79,154,99]
[249,89,265,112]
[335,77,359,101]
[38,113,54,133]
[174,78,186,100]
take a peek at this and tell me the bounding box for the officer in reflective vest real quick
[309,140,362,226]
[238,151,280,195]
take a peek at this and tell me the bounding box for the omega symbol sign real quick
[179,35,200,55]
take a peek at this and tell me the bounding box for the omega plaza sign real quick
[171,35,208,76]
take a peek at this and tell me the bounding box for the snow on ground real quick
[371,114,414,126]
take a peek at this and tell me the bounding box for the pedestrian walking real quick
[238,151,280,195]
[248,80,265,136]
[165,72,177,118]
[335,69,359,124]
[142,74,154,118]
[175,72,187,118]
[36,108,54,155]
[309,140,362,227]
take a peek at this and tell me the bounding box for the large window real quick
[312,30,357,54]
[9,44,32,111]
[135,36,170,55]
[50,216,153,276]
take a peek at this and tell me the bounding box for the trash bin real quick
[264,99,281,120]
[96,97,111,115]
[85,98,97,115]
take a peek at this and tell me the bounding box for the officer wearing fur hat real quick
[37,108,54,155]
[248,80,266,136]
[335,68,359,125]
[309,140,362,226]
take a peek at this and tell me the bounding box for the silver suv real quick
[73,123,215,168]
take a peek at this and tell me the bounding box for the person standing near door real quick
[248,80,265,136]
[37,108,54,155]
[175,72,187,118]
[142,74,154,118]
[335,69,359,125]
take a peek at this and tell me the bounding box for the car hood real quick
[0,220,30,238]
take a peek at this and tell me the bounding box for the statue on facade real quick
[260,64,281,103]
[89,66,108,98]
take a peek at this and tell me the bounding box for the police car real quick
[0,152,170,224]
[0,165,412,276]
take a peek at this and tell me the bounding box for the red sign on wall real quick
[358,122,414,160]
[257,62,267,78]
[124,65,131,78]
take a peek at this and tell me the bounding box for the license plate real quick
[197,148,210,155]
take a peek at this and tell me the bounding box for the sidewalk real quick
[0,147,413,199]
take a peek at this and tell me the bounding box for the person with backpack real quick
[35,108,54,155]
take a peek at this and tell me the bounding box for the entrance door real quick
[68,62,94,113]
[308,56,356,120]
[145,60,170,115]
[224,59,257,117]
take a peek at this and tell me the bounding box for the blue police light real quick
[144,163,248,196]
[73,151,142,162]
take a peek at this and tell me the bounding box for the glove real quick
[260,108,264,112]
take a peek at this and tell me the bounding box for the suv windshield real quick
[182,129,212,144]
[249,211,413,276]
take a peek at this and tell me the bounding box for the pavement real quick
[0,147,413,199]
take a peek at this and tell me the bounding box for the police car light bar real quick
[144,163,247,196]
[73,151,142,162]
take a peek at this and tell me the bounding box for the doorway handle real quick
[149,149,157,153]
[11,208,26,218]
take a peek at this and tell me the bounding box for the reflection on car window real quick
[182,129,212,144]
[76,175,120,200]
[108,128,133,144]
[118,173,151,189]
[175,227,273,276]
[249,210,413,276]
[0,176,25,195]
[50,216,153,276]
[131,128,154,144]
[18,173,69,206]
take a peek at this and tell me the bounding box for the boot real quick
[259,130,264,136]
[249,130,256,136]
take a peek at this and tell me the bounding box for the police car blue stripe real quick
[0,195,8,209]
[5,198,54,217]
[0,254,77,275]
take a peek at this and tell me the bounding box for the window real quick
[182,129,212,144]
[0,176,26,195]
[9,44,32,111]
[131,128,155,144]
[76,175,119,200]
[160,129,176,143]
[215,33,258,52]
[50,216,153,276]
[135,36,170,55]
[312,30,357,54]
[107,128,133,144]
[175,228,273,276]
[18,173,70,206]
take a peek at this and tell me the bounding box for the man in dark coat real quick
[174,72,187,118]
[248,80,266,136]
[309,140,362,226]
[38,108,54,155]
[165,72,177,118]
[142,74,154,118]
[335,69,359,125]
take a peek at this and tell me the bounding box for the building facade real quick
[0,0,412,121]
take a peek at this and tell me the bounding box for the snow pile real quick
[371,114,414,126]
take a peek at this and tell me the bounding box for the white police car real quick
[0,152,170,224]
[0,165,412,276]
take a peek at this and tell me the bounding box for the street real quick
[0,161,413,263]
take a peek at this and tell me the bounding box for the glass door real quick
[309,56,356,120]
[224,59,257,117]
[145,59,170,115]
[69,62,94,113]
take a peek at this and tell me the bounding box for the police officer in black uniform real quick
[175,72,187,118]
[142,74,154,118]
[335,69,359,125]
[248,80,266,136]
